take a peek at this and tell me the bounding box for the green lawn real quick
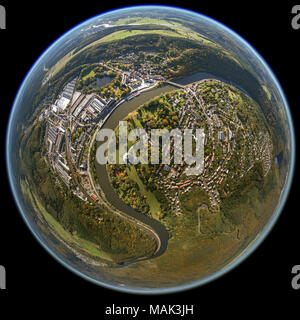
[46,50,75,77]
[262,85,272,100]
[113,17,182,26]
[127,166,161,219]
[98,29,186,43]
[82,70,96,81]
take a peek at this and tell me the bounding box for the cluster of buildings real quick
[258,132,273,175]
[123,72,157,92]
[51,78,78,113]
[69,92,117,190]
[71,93,110,123]
[44,77,117,203]
[112,51,165,78]
[47,117,71,187]
[107,51,164,91]
[153,79,273,215]
[239,129,273,178]
[43,53,168,207]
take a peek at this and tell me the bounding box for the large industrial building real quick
[52,77,78,113]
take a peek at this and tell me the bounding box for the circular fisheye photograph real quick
[6,5,294,294]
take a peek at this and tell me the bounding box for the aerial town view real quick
[7,6,293,293]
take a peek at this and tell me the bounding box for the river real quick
[95,85,177,258]
[175,72,252,98]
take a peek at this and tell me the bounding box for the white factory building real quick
[52,77,78,113]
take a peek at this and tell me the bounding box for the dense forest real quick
[220,162,277,225]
